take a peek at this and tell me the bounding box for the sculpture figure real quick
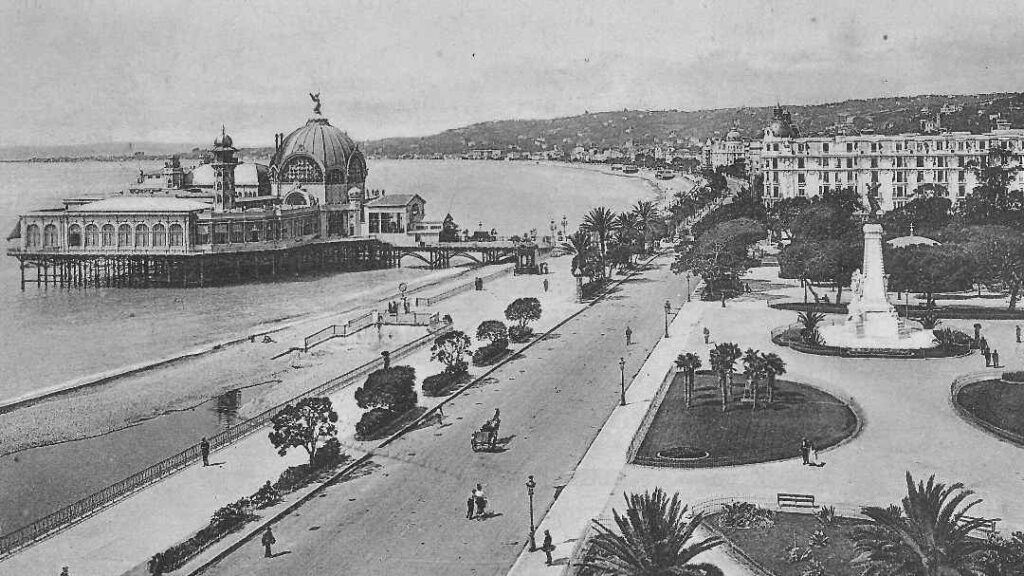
[309,92,322,115]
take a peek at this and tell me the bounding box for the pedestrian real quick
[542,530,554,565]
[993,349,1001,368]
[703,327,710,344]
[474,484,487,519]
[744,282,751,293]
[403,299,411,314]
[60,568,70,576]
[625,325,633,345]
[200,437,210,467]
[983,347,992,367]
[1018,325,1022,344]
[808,441,821,467]
[436,404,445,426]
[800,437,810,465]
[381,350,391,370]
[466,490,476,519]
[261,526,276,558]
[981,336,990,353]
[543,278,549,292]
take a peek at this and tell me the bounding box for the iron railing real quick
[414,265,513,307]
[0,324,451,559]
[303,311,377,351]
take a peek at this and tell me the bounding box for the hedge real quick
[508,325,534,343]
[472,341,509,366]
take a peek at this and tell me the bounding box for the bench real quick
[777,493,817,509]
[961,515,998,536]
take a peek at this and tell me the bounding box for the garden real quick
[635,346,857,467]
[955,374,1024,444]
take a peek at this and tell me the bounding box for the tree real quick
[584,488,723,576]
[673,218,763,299]
[741,348,764,410]
[760,352,786,406]
[955,225,1024,309]
[766,197,811,241]
[885,245,975,307]
[475,320,508,345]
[709,342,741,411]
[439,213,461,242]
[674,352,702,408]
[881,196,952,239]
[582,206,620,273]
[852,472,1000,576]
[562,229,598,280]
[779,201,863,303]
[505,297,543,330]
[268,397,339,465]
[430,330,471,375]
[354,365,418,413]
[796,311,826,344]
[957,148,1024,228]
[632,199,661,251]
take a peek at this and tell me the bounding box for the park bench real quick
[777,493,818,509]
[960,515,998,537]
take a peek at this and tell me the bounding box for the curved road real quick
[203,256,689,576]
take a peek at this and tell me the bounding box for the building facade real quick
[702,127,762,177]
[760,106,1024,211]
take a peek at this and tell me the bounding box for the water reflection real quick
[215,388,242,430]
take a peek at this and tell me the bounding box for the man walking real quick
[703,327,710,344]
[466,490,476,519]
[993,349,1001,368]
[800,437,810,465]
[200,437,210,467]
[543,278,549,292]
[542,530,554,565]
[1017,325,1022,344]
[983,347,992,367]
[625,325,633,346]
[261,526,276,558]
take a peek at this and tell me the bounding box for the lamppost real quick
[618,357,627,406]
[526,475,538,551]
[561,215,568,237]
[664,300,672,338]
[685,273,691,302]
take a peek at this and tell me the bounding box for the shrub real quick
[808,529,829,548]
[508,325,534,343]
[476,320,508,344]
[783,544,812,564]
[249,481,282,509]
[719,501,775,529]
[472,340,509,366]
[430,330,472,375]
[917,308,941,329]
[150,497,256,574]
[1003,371,1024,383]
[422,371,470,396]
[355,407,395,439]
[273,463,316,493]
[505,297,542,331]
[312,437,345,469]
[815,505,838,529]
[355,366,418,414]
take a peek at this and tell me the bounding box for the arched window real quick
[168,224,184,247]
[26,224,40,248]
[43,224,58,248]
[84,224,99,247]
[284,191,308,206]
[135,224,149,247]
[68,224,82,247]
[101,224,115,246]
[152,224,167,247]
[118,224,132,247]
[281,157,322,182]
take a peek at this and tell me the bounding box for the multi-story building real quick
[701,127,762,177]
[760,106,1024,210]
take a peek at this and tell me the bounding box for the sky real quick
[1,0,1023,147]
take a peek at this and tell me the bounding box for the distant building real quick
[702,126,762,177]
[760,105,1024,211]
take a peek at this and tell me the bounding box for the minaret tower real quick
[212,126,238,211]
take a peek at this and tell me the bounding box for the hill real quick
[363,92,1024,157]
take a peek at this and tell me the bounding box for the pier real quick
[393,241,519,269]
[10,238,396,289]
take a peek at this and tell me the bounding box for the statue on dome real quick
[309,92,322,115]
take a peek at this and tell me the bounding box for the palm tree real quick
[797,311,826,344]
[760,352,786,406]
[562,230,595,279]
[584,488,724,576]
[709,343,741,411]
[675,352,702,408]
[852,472,1000,576]
[632,200,660,253]
[741,348,763,410]
[582,206,619,275]
[614,212,643,263]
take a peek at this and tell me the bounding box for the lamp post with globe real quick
[526,475,538,551]
[619,357,627,406]
[664,300,672,338]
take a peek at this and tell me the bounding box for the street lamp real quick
[561,215,568,236]
[664,300,672,338]
[685,273,691,302]
[526,475,538,551]
[618,357,627,406]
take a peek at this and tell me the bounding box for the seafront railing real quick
[0,322,452,560]
[414,265,513,307]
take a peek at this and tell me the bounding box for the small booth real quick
[514,242,540,275]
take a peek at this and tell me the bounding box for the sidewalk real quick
[2,257,585,576]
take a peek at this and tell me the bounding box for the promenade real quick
[511,265,1024,574]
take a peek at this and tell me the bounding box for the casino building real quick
[5,100,439,288]
[760,105,1024,211]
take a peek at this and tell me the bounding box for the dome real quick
[214,132,233,148]
[725,128,742,141]
[271,117,366,185]
[766,120,796,138]
[887,235,940,248]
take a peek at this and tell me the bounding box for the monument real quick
[818,223,936,350]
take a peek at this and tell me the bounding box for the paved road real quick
[203,256,690,576]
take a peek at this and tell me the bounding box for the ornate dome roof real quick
[271,117,362,181]
[725,127,742,141]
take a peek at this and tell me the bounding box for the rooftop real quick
[67,197,212,213]
[364,194,423,208]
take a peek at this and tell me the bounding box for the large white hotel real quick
[759,106,1024,211]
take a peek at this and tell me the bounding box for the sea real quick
[0,159,654,402]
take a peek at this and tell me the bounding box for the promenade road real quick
[202,256,690,576]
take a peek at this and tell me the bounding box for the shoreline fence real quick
[414,265,513,307]
[303,311,377,351]
[0,323,452,560]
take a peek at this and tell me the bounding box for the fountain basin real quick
[818,323,937,350]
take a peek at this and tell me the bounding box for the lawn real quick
[634,372,858,467]
[707,511,864,576]
[956,380,1024,441]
